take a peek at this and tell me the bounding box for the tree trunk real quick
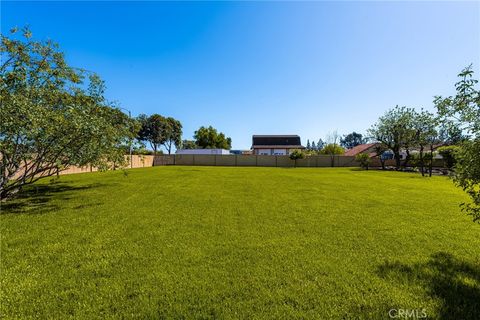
[429,147,434,177]
[404,149,411,168]
[419,146,425,177]
[380,158,385,170]
[394,150,401,170]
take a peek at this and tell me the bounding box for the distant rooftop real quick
[252,135,303,147]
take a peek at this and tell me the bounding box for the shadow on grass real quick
[0,182,103,215]
[377,252,480,320]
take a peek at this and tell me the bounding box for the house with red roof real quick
[344,143,380,158]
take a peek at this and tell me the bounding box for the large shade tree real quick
[137,114,165,155]
[193,126,232,149]
[137,114,182,155]
[0,28,137,200]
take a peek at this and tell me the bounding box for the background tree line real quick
[135,115,232,154]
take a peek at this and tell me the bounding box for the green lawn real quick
[1,167,479,319]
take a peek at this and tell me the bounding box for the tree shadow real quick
[348,167,364,171]
[377,252,480,320]
[0,182,103,215]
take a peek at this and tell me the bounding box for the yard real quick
[1,167,478,319]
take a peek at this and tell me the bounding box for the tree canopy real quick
[320,144,344,155]
[137,114,182,154]
[367,106,417,169]
[340,132,366,149]
[180,140,197,150]
[193,126,232,149]
[0,27,137,200]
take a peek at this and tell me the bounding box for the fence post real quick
[235,155,237,166]
[215,155,217,166]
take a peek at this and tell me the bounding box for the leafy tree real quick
[0,27,136,200]
[368,106,417,170]
[320,144,344,155]
[320,143,344,167]
[412,110,438,176]
[435,65,480,135]
[162,117,182,155]
[355,153,371,170]
[289,149,305,167]
[137,114,165,155]
[322,131,343,167]
[181,140,197,149]
[340,132,366,149]
[438,121,468,145]
[435,65,480,222]
[306,139,311,150]
[194,126,232,149]
[453,140,480,222]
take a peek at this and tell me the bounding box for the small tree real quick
[320,143,344,167]
[289,150,305,167]
[355,153,371,170]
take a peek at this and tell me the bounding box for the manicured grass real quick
[1,167,479,319]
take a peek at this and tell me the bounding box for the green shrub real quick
[355,153,371,170]
[289,150,305,160]
[437,145,460,169]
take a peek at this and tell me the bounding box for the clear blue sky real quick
[2,1,479,150]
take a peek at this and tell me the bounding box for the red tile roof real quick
[344,143,379,157]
